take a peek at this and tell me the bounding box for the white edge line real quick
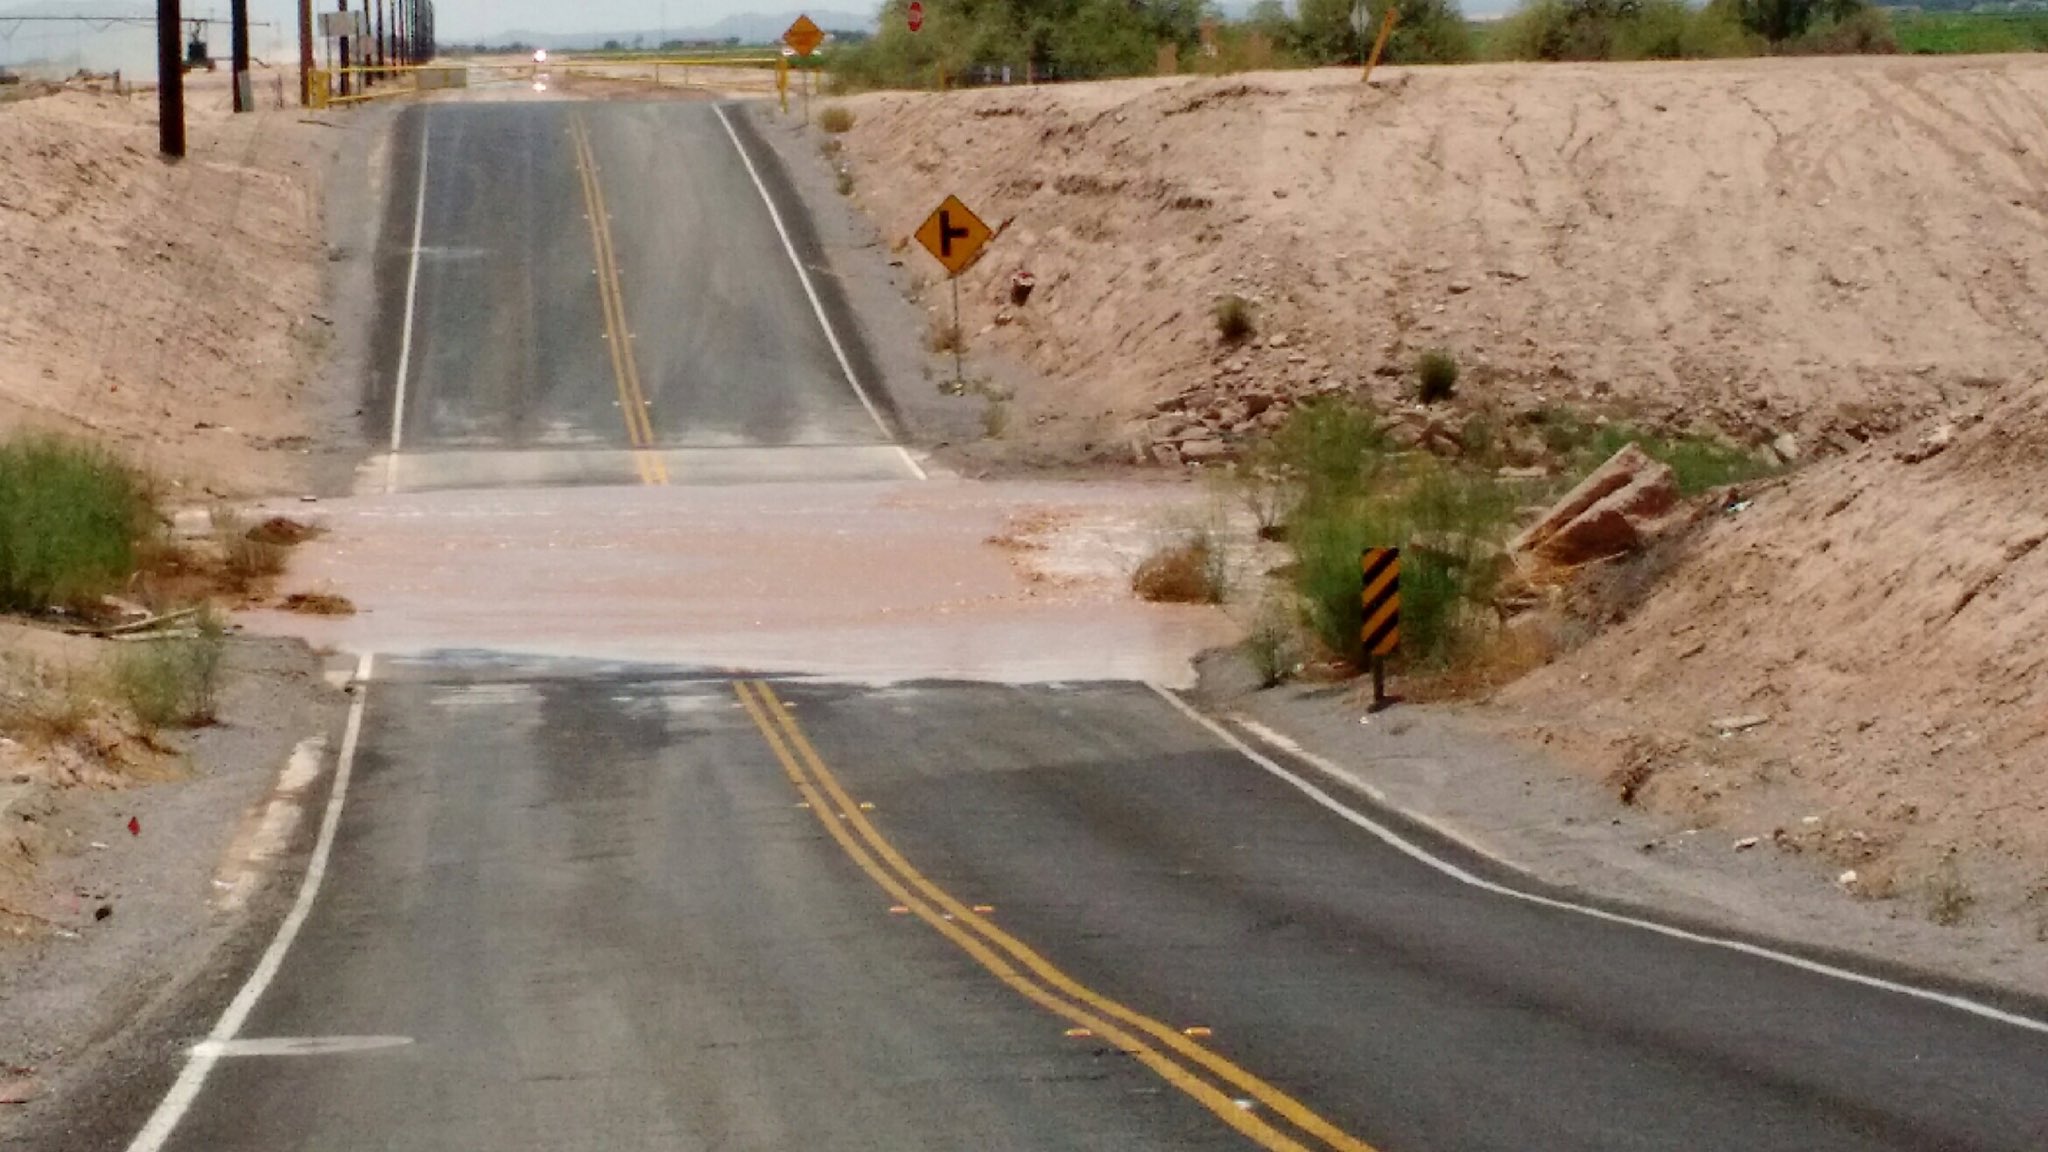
[1227,714,1531,879]
[125,653,376,1152]
[1144,682,2048,1037]
[384,115,432,495]
[710,102,927,483]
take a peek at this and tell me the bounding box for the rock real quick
[1178,438,1229,462]
[1898,423,1954,464]
[1267,333,1290,349]
[1242,393,1274,418]
[1496,465,1549,481]
[1769,431,1800,464]
[993,307,1016,326]
[1838,869,1859,887]
[1387,424,1427,450]
[1448,280,1472,294]
[1734,836,1760,851]
[1508,444,1680,567]
[1712,714,1771,734]
[1150,443,1184,468]
[1152,395,1185,414]
[1372,362,1403,378]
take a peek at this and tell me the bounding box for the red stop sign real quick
[908,1,924,31]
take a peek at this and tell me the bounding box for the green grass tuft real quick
[1213,295,1256,346]
[111,612,226,730]
[0,436,154,613]
[1416,349,1460,404]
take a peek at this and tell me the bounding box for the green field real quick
[1888,9,2048,53]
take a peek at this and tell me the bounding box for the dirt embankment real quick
[837,59,2048,929]
[1501,382,2048,925]
[0,87,331,498]
[835,57,2048,463]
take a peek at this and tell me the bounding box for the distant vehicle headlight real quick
[533,48,549,64]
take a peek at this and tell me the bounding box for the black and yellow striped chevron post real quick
[1360,547,1400,709]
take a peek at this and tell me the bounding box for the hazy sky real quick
[409,0,870,40]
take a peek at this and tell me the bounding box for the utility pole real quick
[337,0,350,96]
[230,0,249,111]
[156,0,184,156]
[297,0,313,104]
[373,0,384,77]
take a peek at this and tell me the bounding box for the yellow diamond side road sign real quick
[914,195,995,277]
[783,14,824,56]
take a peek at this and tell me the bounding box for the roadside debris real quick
[1507,444,1680,568]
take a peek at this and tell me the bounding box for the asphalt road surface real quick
[364,99,913,490]
[46,95,2048,1152]
[137,671,2048,1151]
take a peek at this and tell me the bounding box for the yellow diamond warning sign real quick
[783,14,825,56]
[914,195,994,277]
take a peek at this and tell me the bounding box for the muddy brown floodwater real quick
[239,477,1239,685]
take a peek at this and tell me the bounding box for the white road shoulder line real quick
[191,1036,413,1059]
[710,102,926,483]
[1227,715,1529,878]
[385,115,432,495]
[1145,682,2048,1037]
[125,653,376,1152]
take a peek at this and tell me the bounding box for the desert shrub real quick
[1495,0,1761,58]
[0,657,100,745]
[818,105,856,133]
[112,613,225,730]
[1416,350,1460,404]
[1613,0,1758,56]
[1784,6,1897,53]
[0,436,154,613]
[1254,398,1387,510]
[1133,531,1228,604]
[1214,295,1256,345]
[1575,426,1777,496]
[213,507,288,591]
[1272,404,1517,665]
[1243,596,1299,688]
[1298,0,1474,63]
[1927,853,1975,926]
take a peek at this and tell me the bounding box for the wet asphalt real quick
[363,100,900,488]
[151,673,2048,1151]
[37,96,2048,1152]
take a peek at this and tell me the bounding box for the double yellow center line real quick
[733,680,1381,1152]
[568,115,667,486]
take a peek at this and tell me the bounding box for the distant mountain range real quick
[475,10,879,49]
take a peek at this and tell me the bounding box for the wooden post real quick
[156,0,184,157]
[1362,6,1399,84]
[297,0,314,102]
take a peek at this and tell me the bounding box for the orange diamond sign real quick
[783,14,825,57]
[914,195,995,277]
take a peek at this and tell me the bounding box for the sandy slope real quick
[836,58,2048,925]
[1499,381,2048,923]
[836,57,2048,459]
[0,84,329,497]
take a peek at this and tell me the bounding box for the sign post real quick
[914,194,995,388]
[782,13,822,123]
[1360,547,1401,710]
[1362,5,1399,84]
